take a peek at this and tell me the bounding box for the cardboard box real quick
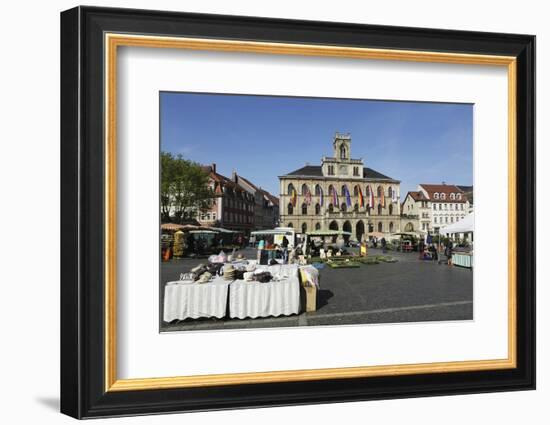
[304,285,317,312]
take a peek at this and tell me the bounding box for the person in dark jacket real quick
[281,235,289,264]
[445,241,454,266]
[381,237,387,253]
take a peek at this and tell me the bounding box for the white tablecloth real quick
[229,275,300,319]
[163,276,231,322]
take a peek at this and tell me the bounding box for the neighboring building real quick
[457,185,474,213]
[418,183,470,233]
[401,191,432,233]
[278,133,401,241]
[196,164,255,233]
[234,174,280,230]
[193,164,279,234]
[259,189,280,229]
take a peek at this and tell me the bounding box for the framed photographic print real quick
[60,6,535,419]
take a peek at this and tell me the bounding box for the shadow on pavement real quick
[317,289,334,309]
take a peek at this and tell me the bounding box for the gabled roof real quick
[284,165,324,177]
[405,191,429,202]
[281,165,397,181]
[419,184,467,203]
[363,167,393,180]
[237,175,260,192]
[261,189,279,206]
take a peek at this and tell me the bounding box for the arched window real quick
[287,183,295,195]
[287,222,293,228]
[353,185,359,197]
[315,184,321,196]
[389,222,394,233]
[354,203,359,212]
[287,203,293,215]
[315,222,321,230]
[340,144,346,159]
[377,204,382,215]
[441,193,446,200]
[328,185,335,196]
[328,203,334,213]
[301,184,309,195]
[315,203,321,215]
[366,186,370,197]
[378,222,383,232]
[450,193,455,200]
[388,186,393,198]
[434,193,439,199]
[456,193,462,200]
[341,185,347,196]
[301,223,307,234]
[389,204,393,215]
[341,203,347,212]
[377,186,383,198]
[302,203,308,215]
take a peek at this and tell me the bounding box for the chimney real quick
[211,163,216,173]
[232,169,237,183]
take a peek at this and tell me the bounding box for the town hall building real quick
[278,133,401,241]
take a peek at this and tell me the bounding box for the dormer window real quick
[457,193,461,200]
[450,193,455,200]
[434,193,439,200]
[440,193,446,200]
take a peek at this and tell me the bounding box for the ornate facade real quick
[278,133,401,241]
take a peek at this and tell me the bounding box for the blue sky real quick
[160,92,473,197]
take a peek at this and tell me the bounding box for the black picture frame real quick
[60,5,535,419]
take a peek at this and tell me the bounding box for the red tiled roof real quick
[406,191,428,201]
[419,184,467,202]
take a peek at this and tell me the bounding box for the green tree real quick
[160,152,215,223]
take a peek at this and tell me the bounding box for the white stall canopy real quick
[439,213,474,235]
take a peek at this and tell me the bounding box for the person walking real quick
[381,237,387,254]
[445,240,454,266]
[429,244,438,262]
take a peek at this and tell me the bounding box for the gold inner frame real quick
[104,33,517,392]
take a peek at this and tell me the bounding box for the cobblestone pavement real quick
[159,247,473,332]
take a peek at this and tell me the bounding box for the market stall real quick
[388,232,421,252]
[439,213,474,268]
[305,230,352,257]
[163,275,231,321]
[250,227,296,248]
[228,264,301,319]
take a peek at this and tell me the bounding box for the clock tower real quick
[333,132,352,161]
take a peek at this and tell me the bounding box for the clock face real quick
[339,165,348,175]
